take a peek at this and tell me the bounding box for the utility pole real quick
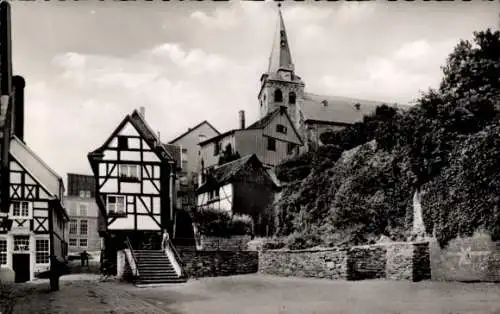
[0,1,13,220]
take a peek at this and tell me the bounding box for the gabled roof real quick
[301,93,411,125]
[198,129,237,146]
[88,109,176,166]
[10,136,64,201]
[247,106,304,145]
[196,154,277,194]
[168,120,220,144]
[163,143,182,171]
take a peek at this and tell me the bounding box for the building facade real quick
[0,136,68,283]
[198,107,303,171]
[64,173,100,253]
[196,154,279,236]
[168,121,220,210]
[88,108,181,273]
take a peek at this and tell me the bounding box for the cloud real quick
[283,6,334,23]
[190,7,239,29]
[320,38,458,103]
[335,2,377,24]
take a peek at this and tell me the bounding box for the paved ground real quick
[5,274,500,314]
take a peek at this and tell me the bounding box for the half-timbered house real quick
[196,154,279,236]
[0,136,68,282]
[88,108,185,283]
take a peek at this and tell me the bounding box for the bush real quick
[230,214,253,236]
[193,208,254,237]
[261,237,286,250]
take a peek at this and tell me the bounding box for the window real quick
[288,143,296,155]
[214,141,221,156]
[79,239,87,248]
[119,164,138,179]
[69,238,77,247]
[289,92,296,105]
[79,203,88,217]
[117,136,128,149]
[107,195,125,214]
[11,201,29,218]
[13,236,29,252]
[274,89,283,102]
[36,239,49,264]
[80,190,91,198]
[0,239,6,265]
[86,191,91,198]
[80,220,88,235]
[69,206,77,216]
[276,124,287,134]
[267,138,276,151]
[69,220,77,234]
[209,189,220,200]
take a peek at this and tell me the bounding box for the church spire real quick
[268,3,294,73]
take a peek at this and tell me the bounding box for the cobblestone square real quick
[4,274,500,314]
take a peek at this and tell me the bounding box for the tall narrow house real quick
[88,108,184,283]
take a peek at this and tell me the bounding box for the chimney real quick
[12,76,25,141]
[139,106,145,119]
[239,110,245,129]
[0,2,12,96]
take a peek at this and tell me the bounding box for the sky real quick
[8,0,500,188]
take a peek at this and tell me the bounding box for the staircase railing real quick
[162,233,184,277]
[125,237,139,277]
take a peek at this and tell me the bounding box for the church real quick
[258,4,407,152]
[195,4,406,171]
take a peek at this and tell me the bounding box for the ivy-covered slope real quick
[273,29,500,249]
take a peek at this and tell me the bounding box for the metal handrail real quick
[124,237,138,277]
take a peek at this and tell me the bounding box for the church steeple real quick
[268,3,294,73]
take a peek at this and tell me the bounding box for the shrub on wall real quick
[193,208,254,237]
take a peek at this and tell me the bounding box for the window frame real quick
[106,195,126,216]
[289,92,296,105]
[69,238,77,247]
[119,164,139,181]
[35,239,49,264]
[276,124,288,134]
[79,238,88,248]
[274,89,283,102]
[79,203,88,217]
[0,238,7,265]
[10,201,31,219]
[267,138,276,151]
[79,219,88,236]
[69,219,78,235]
[13,235,30,252]
[117,136,128,149]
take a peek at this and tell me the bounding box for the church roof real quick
[268,5,294,73]
[301,93,411,125]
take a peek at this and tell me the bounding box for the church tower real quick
[258,4,305,126]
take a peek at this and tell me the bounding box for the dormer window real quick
[274,89,283,102]
[276,124,287,134]
[354,103,361,110]
[321,100,328,107]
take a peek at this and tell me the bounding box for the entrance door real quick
[13,254,30,283]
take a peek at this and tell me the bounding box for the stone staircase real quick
[133,250,187,285]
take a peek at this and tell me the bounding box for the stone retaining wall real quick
[259,242,431,281]
[179,250,258,278]
[258,248,348,279]
[199,235,252,251]
[430,232,500,282]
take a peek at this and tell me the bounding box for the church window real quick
[267,138,276,151]
[274,89,283,102]
[276,124,287,134]
[289,92,296,105]
[354,103,361,110]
